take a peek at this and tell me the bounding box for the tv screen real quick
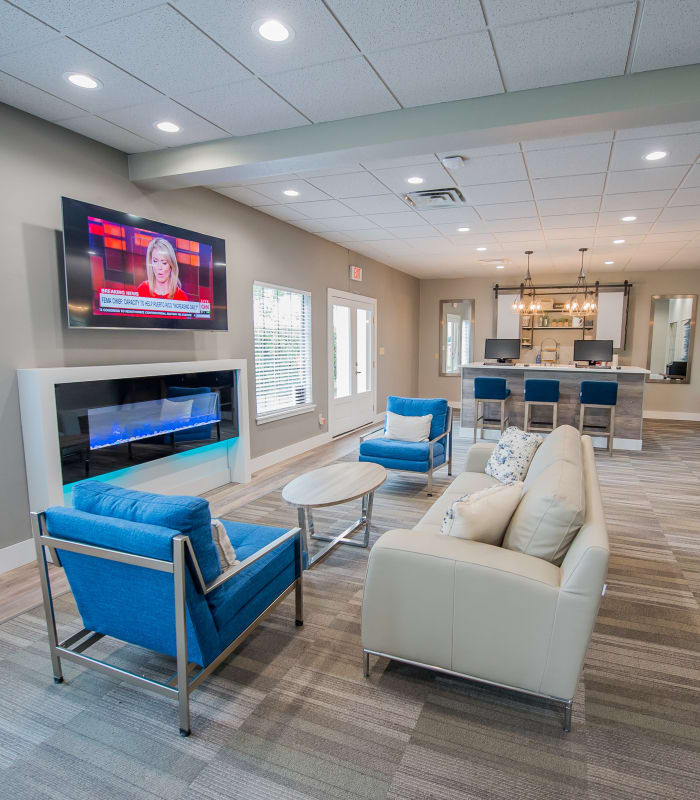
[61,197,228,330]
[484,338,520,360]
[574,339,613,363]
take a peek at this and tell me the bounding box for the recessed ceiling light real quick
[613,239,625,244]
[256,19,292,42]
[620,215,637,222]
[283,189,299,197]
[457,226,470,232]
[64,72,101,89]
[496,264,505,269]
[406,176,424,184]
[644,150,667,161]
[604,261,615,264]
[476,247,487,251]
[155,121,180,133]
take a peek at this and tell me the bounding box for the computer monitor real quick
[574,339,613,365]
[484,338,520,363]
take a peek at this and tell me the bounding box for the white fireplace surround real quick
[17,359,251,515]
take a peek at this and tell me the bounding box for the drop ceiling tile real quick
[462,181,533,205]
[172,0,356,74]
[532,173,606,199]
[326,0,485,51]
[600,190,674,210]
[596,222,653,236]
[609,132,700,171]
[0,37,161,113]
[290,219,333,233]
[262,205,308,221]
[476,201,538,220]
[0,4,60,55]
[604,166,688,193]
[366,211,423,227]
[597,209,661,225]
[652,219,700,233]
[541,212,598,229]
[431,223,492,237]
[292,199,356,219]
[417,207,482,224]
[368,31,503,107]
[215,186,275,206]
[0,71,84,121]
[525,143,612,179]
[671,187,700,206]
[360,154,438,170]
[295,164,363,177]
[657,205,700,224]
[312,215,378,230]
[265,57,399,123]
[522,131,613,151]
[14,1,158,31]
[495,230,546,242]
[368,163,454,194]
[342,195,411,215]
[176,80,308,136]
[542,227,596,240]
[681,164,700,188]
[644,231,696,243]
[439,144,522,160]
[72,6,249,96]
[616,121,700,140]
[492,4,636,91]
[57,115,160,153]
[485,217,542,232]
[444,236,498,247]
[247,179,330,204]
[307,172,391,199]
[631,0,700,72]
[453,153,527,185]
[537,196,601,215]
[388,226,442,239]
[328,228,396,242]
[101,99,226,146]
[593,234,645,246]
[483,1,610,27]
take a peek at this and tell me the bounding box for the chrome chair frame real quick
[578,403,616,456]
[31,511,304,737]
[359,406,453,496]
[473,396,511,443]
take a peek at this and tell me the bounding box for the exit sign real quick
[350,265,362,282]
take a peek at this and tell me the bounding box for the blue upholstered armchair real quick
[32,482,304,737]
[358,396,453,495]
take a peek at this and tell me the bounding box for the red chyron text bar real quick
[99,290,209,315]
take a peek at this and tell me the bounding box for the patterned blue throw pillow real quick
[485,426,543,484]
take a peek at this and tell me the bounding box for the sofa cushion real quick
[72,482,221,583]
[525,424,582,487]
[386,396,448,441]
[440,482,523,545]
[385,410,432,442]
[485,427,543,484]
[502,460,585,565]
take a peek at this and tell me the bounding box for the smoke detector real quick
[404,187,467,209]
[440,155,465,170]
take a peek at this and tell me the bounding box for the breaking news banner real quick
[99,289,210,317]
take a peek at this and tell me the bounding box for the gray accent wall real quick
[0,104,419,550]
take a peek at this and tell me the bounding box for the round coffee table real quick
[282,462,387,569]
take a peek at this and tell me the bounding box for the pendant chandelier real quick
[512,250,541,314]
[565,248,598,315]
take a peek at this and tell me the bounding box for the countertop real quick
[464,362,649,375]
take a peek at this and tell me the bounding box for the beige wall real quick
[418,269,700,415]
[0,104,419,550]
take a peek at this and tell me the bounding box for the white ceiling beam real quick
[128,65,700,189]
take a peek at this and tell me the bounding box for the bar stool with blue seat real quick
[473,376,510,443]
[524,378,560,433]
[579,380,618,455]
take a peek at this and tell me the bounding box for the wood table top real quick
[282,461,387,508]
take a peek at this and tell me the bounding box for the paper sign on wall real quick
[349,265,362,282]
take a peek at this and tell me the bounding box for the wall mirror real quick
[440,299,474,376]
[647,294,696,384]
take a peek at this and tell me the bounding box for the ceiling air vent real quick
[404,187,466,209]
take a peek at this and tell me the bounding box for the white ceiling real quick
[1,1,700,277]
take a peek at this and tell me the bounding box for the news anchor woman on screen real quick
[137,238,188,300]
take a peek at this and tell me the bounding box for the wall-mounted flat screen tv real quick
[61,197,228,330]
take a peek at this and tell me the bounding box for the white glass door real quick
[328,290,376,437]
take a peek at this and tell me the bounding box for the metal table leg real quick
[302,491,376,569]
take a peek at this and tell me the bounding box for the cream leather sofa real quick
[361,425,609,730]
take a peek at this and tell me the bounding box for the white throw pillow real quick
[385,410,433,442]
[485,427,543,484]
[440,482,524,545]
[211,518,239,570]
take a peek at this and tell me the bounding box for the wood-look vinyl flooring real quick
[0,420,698,799]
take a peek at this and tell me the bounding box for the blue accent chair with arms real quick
[32,482,304,737]
[358,396,452,496]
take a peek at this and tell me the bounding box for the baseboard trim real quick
[250,432,332,474]
[643,410,700,421]
[0,537,36,575]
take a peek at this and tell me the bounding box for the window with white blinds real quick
[253,282,313,421]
